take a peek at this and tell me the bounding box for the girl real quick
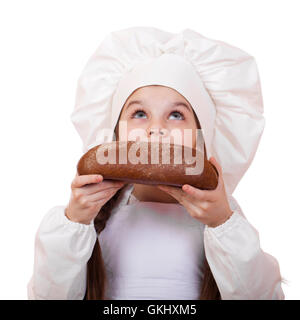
[27,27,285,300]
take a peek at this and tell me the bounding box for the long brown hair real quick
[84,114,221,300]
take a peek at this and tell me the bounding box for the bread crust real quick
[77,141,218,190]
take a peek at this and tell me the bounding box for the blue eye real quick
[132,109,147,119]
[169,111,184,120]
[131,108,185,120]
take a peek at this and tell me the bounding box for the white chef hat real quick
[71,26,265,195]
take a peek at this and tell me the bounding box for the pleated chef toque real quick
[71,26,265,195]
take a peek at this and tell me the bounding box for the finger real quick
[82,182,124,195]
[72,174,103,189]
[182,184,216,202]
[209,156,221,171]
[158,185,203,216]
[86,187,118,202]
[157,185,185,203]
[99,179,125,189]
[159,185,211,216]
[209,156,224,179]
[157,185,182,193]
[209,156,227,192]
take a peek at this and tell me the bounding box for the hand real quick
[157,157,233,228]
[65,172,125,225]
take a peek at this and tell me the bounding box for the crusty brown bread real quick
[77,141,218,190]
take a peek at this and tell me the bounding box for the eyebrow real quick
[125,100,192,112]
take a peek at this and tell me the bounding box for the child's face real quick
[116,85,200,149]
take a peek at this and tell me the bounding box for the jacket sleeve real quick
[27,205,98,300]
[203,195,285,300]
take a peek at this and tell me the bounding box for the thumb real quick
[209,156,223,178]
[209,156,224,191]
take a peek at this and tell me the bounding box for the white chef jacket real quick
[27,184,285,300]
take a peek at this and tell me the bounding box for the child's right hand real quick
[65,173,125,225]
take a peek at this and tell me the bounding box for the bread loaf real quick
[77,141,218,190]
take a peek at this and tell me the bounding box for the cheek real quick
[117,115,147,141]
[121,122,148,142]
[183,135,195,148]
[178,128,197,149]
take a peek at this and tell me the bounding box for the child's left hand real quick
[157,157,233,228]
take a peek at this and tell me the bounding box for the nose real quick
[149,127,163,136]
[146,117,170,142]
[147,126,169,139]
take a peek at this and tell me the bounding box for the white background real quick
[0,0,299,299]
